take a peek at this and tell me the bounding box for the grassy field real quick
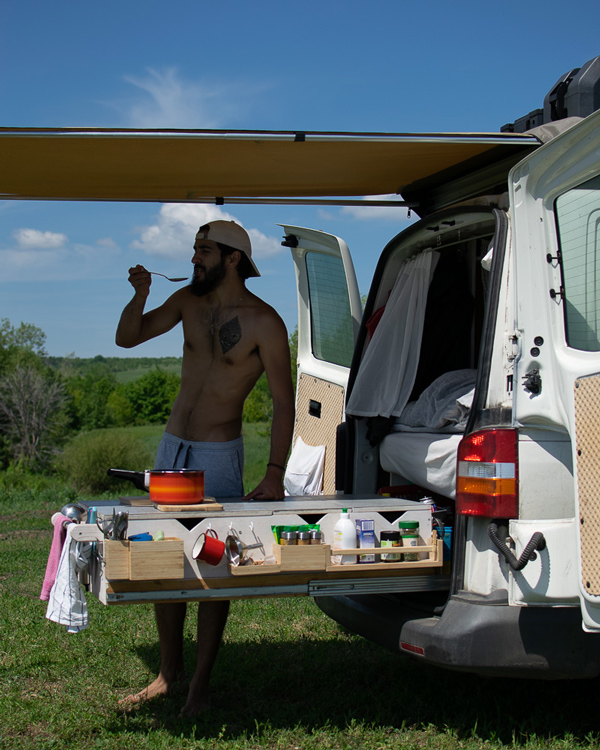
[3,447,600,748]
[115,362,182,384]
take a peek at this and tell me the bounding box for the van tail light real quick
[456,428,518,518]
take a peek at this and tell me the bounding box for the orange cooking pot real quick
[107,468,205,505]
[148,469,205,504]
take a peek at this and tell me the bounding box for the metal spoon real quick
[150,272,188,282]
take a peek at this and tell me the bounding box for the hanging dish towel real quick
[40,513,71,601]
[46,524,91,633]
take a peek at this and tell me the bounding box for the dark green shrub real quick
[55,429,154,494]
[108,369,180,426]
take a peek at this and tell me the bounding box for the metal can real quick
[398,521,420,561]
[380,530,401,562]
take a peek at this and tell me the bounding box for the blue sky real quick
[1,0,599,357]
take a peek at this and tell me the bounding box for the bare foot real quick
[179,697,211,718]
[178,683,211,717]
[119,674,184,709]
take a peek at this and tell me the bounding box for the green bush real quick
[55,429,154,494]
[108,369,180,426]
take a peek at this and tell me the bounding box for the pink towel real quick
[40,513,71,601]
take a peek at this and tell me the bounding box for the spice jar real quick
[297,530,311,546]
[309,529,322,545]
[380,530,401,561]
[280,530,298,546]
[398,521,420,561]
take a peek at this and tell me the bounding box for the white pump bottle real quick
[332,508,357,564]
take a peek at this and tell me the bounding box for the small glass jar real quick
[398,521,420,561]
[380,530,401,561]
[309,529,322,545]
[297,530,311,546]
[280,530,298,546]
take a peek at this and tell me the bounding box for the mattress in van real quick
[379,431,462,500]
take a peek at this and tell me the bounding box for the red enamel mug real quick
[192,529,225,565]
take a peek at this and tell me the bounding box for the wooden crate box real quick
[103,538,184,581]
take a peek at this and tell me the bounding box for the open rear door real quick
[510,110,600,630]
[281,225,362,494]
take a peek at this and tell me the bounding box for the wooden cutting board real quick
[119,496,223,511]
[154,497,223,512]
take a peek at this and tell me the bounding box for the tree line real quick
[0,318,297,473]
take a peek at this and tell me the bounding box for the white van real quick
[3,56,600,679]
[286,56,600,678]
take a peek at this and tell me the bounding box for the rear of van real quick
[318,109,600,678]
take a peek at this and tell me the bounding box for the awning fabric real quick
[0,127,539,203]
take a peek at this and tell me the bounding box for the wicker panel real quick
[574,373,600,596]
[294,374,345,494]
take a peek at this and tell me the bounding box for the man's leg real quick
[120,602,187,706]
[180,599,230,716]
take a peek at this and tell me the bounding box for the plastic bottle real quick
[332,508,357,564]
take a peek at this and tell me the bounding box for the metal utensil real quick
[60,502,87,523]
[150,272,188,282]
[96,510,129,540]
[225,535,264,566]
[112,511,129,540]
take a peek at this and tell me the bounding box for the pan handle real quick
[106,468,149,492]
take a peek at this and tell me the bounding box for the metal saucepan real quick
[107,468,205,505]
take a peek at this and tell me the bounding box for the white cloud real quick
[341,196,412,222]
[1,228,124,282]
[130,204,283,262]
[0,247,68,277]
[247,228,282,258]
[97,237,118,250]
[12,228,68,249]
[118,67,259,129]
[130,204,235,258]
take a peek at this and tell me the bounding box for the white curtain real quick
[346,250,439,419]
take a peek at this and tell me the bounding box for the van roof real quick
[0,127,540,209]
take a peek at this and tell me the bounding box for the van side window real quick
[305,251,355,367]
[556,174,600,351]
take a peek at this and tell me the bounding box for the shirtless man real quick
[115,220,295,715]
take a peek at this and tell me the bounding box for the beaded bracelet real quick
[267,462,286,472]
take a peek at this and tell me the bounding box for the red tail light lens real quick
[456,428,518,518]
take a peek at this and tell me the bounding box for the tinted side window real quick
[556,174,600,351]
[305,251,354,367]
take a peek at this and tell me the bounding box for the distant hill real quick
[45,355,182,383]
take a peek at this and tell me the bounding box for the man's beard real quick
[188,258,227,296]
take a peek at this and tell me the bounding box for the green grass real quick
[3,491,600,749]
[115,363,182,384]
[4,438,600,749]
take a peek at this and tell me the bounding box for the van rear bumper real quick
[316,590,600,679]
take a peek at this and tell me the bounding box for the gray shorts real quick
[154,432,244,498]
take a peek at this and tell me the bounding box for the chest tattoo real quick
[219,315,242,354]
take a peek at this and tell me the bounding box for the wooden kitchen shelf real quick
[228,538,442,576]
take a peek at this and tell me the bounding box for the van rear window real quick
[556,174,600,351]
[305,251,355,367]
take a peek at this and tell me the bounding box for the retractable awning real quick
[0,127,540,206]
